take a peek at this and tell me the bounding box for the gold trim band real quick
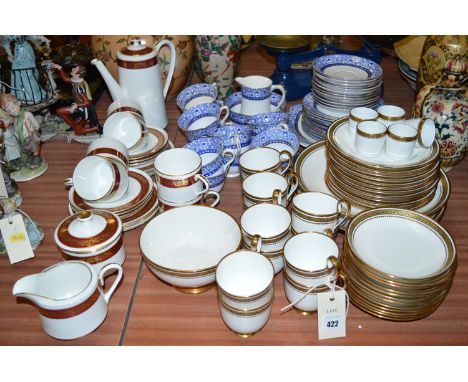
[387,129,417,142]
[356,127,386,139]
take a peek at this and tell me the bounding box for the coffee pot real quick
[92,37,176,129]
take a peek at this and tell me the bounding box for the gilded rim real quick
[387,129,417,142]
[356,125,386,139]
[219,294,273,316]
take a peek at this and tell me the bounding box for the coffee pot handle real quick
[271,84,286,112]
[155,39,177,99]
[99,263,123,304]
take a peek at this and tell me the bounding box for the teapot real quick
[12,261,123,340]
[92,37,176,130]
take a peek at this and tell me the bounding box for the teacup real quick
[176,83,218,111]
[206,173,227,193]
[86,137,129,168]
[248,111,289,137]
[72,156,129,202]
[405,118,436,148]
[210,123,251,178]
[241,203,291,274]
[377,105,406,127]
[239,147,292,180]
[283,231,339,288]
[348,107,378,141]
[107,98,145,125]
[216,250,274,311]
[386,123,417,160]
[291,192,351,236]
[225,92,285,125]
[153,148,213,204]
[236,75,286,116]
[184,137,236,178]
[355,120,387,157]
[242,171,298,209]
[103,111,147,151]
[178,103,229,142]
[251,128,299,157]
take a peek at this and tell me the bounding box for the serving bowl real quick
[140,206,242,293]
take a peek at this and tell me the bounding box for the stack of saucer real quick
[325,117,441,210]
[302,54,383,141]
[341,208,457,321]
[128,128,171,176]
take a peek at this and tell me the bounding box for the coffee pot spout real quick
[91,59,126,100]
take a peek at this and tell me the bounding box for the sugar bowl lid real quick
[54,210,122,253]
[117,37,157,62]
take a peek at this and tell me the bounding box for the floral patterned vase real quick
[194,35,242,99]
[416,35,467,92]
[91,35,194,99]
[414,57,468,169]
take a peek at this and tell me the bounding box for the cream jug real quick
[12,261,123,340]
[92,37,176,130]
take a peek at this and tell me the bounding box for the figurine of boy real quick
[52,63,101,136]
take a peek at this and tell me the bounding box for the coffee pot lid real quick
[55,210,122,253]
[117,37,156,61]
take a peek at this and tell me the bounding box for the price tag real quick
[0,214,35,264]
[317,289,347,340]
[0,168,9,199]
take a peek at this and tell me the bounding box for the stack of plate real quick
[128,127,172,177]
[68,168,159,231]
[341,208,457,321]
[397,60,417,91]
[293,141,450,221]
[325,117,441,210]
[301,54,384,141]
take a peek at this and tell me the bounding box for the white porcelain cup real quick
[348,107,378,141]
[283,272,330,313]
[87,137,129,168]
[377,105,406,127]
[216,250,274,311]
[154,148,213,204]
[355,120,387,157]
[386,123,417,160]
[291,192,351,235]
[72,156,129,202]
[405,118,436,148]
[239,147,292,180]
[283,231,339,287]
[103,111,146,150]
[107,98,145,125]
[241,203,291,255]
[242,171,298,209]
[236,75,286,116]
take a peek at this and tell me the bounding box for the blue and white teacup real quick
[184,137,236,178]
[176,83,219,111]
[226,92,286,125]
[210,123,252,178]
[235,75,286,116]
[249,111,289,137]
[178,103,229,142]
[251,128,300,157]
[206,173,227,193]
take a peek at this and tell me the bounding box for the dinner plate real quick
[346,208,456,279]
[313,55,383,81]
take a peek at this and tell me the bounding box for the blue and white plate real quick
[313,54,383,82]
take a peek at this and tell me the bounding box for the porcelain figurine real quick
[417,35,467,92]
[195,35,242,98]
[0,94,48,181]
[52,63,101,135]
[414,57,468,169]
[0,129,22,206]
[1,35,51,104]
[92,37,176,130]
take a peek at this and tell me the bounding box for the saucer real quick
[129,128,168,159]
[288,104,310,147]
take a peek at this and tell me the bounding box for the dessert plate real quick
[313,55,383,82]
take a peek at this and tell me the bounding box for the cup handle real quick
[327,255,340,273]
[202,190,220,208]
[272,189,282,205]
[220,105,230,124]
[222,148,236,175]
[167,140,175,149]
[271,84,286,112]
[250,234,262,253]
[154,39,176,99]
[323,228,335,239]
[195,174,210,196]
[279,150,292,175]
[98,263,123,304]
[336,200,351,233]
[335,273,347,289]
[279,122,289,131]
[64,178,73,187]
[285,172,298,201]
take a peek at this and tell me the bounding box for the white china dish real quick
[103,111,145,149]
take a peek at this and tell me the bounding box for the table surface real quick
[1,38,467,346]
